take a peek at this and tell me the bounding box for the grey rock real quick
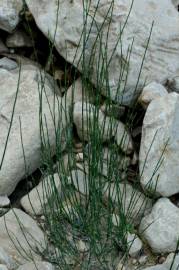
[0,196,10,207]
[20,173,61,215]
[0,57,18,70]
[0,265,8,270]
[138,82,168,109]
[139,198,179,253]
[6,30,33,48]
[127,233,143,258]
[0,65,68,195]
[139,92,179,197]
[0,0,23,33]
[0,208,46,264]
[26,0,179,105]
[143,253,179,270]
[17,261,55,270]
[103,182,152,225]
[0,247,16,269]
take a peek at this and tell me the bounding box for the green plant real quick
[0,0,172,270]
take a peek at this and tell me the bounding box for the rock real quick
[0,196,10,207]
[6,30,33,48]
[139,92,179,197]
[0,0,23,33]
[68,169,89,195]
[0,265,7,270]
[139,198,179,253]
[143,253,179,270]
[66,78,94,106]
[100,103,125,119]
[138,255,148,265]
[0,247,16,270]
[103,182,152,225]
[0,208,45,264]
[127,233,143,258]
[138,82,168,109]
[17,261,55,270]
[26,0,179,106]
[172,0,179,9]
[0,57,18,70]
[73,101,132,153]
[0,40,8,53]
[0,65,67,195]
[20,173,61,215]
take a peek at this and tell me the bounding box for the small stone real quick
[0,57,18,71]
[0,265,8,270]
[127,233,143,258]
[138,82,168,109]
[20,173,61,215]
[100,103,125,119]
[158,256,166,264]
[76,240,88,253]
[6,30,33,48]
[116,263,125,270]
[76,153,83,162]
[138,255,148,265]
[112,213,120,226]
[0,196,10,207]
[68,170,88,195]
[139,198,179,253]
[0,247,16,269]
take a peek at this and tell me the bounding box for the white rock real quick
[0,65,67,195]
[138,82,168,109]
[127,233,143,258]
[0,208,45,264]
[6,30,33,48]
[73,101,132,153]
[0,57,18,70]
[26,0,179,105]
[0,265,8,270]
[103,182,152,225]
[0,196,10,207]
[20,173,61,215]
[139,92,179,197]
[0,247,16,269]
[0,0,23,33]
[68,169,89,195]
[139,198,179,253]
[17,261,55,270]
[143,253,179,270]
[66,78,94,106]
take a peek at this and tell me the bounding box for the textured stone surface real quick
[0,57,18,70]
[103,182,152,225]
[139,198,179,253]
[138,82,168,109]
[17,261,55,270]
[139,92,179,197]
[0,65,67,195]
[0,196,10,208]
[20,173,61,215]
[127,233,143,258]
[6,30,33,48]
[73,101,132,153]
[0,208,45,264]
[0,0,23,33]
[143,253,179,270]
[0,247,16,270]
[26,0,179,105]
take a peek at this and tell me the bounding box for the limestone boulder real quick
[139,92,179,197]
[25,0,179,105]
[139,198,179,253]
[0,0,23,33]
[0,65,67,195]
